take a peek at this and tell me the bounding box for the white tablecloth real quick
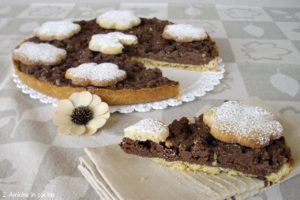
[0,1,299,199]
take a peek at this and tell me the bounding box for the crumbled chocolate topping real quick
[125,18,218,64]
[15,18,218,89]
[120,115,293,179]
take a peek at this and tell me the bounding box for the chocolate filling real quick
[124,18,218,65]
[15,18,218,89]
[120,115,292,179]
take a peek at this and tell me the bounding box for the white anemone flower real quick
[53,91,110,135]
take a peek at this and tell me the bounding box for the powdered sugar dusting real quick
[89,32,137,55]
[34,21,81,41]
[211,101,283,145]
[97,10,141,30]
[128,118,168,134]
[163,24,207,42]
[13,42,66,66]
[66,62,126,84]
[124,118,169,143]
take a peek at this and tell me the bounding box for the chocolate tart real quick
[13,18,219,105]
[120,115,293,184]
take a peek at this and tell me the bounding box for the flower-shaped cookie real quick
[89,32,138,55]
[13,42,66,66]
[203,101,283,148]
[65,62,126,87]
[34,21,81,41]
[124,118,169,143]
[96,10,141,30]
[53,91,110,135]
[162,24,207,42]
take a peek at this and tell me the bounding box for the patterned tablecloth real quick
[0,1,300,199]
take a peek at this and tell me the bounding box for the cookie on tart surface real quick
[65,62,127,87]
[120,101,293,184]
[13,42,66,66]
[124,118,169,143]
[96,10,141,30]
[162,24,208,42]
[89,32,138,55]
[33,21,81,41]
[203,101,283,148]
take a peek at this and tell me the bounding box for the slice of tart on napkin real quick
[120,101,293,184]
[79,145,267,200]
[79,99,299,200]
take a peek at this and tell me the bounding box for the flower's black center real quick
[71,106,93,125]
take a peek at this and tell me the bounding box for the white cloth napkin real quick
[78,98,300,200]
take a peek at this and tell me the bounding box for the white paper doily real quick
[13,59,225,113]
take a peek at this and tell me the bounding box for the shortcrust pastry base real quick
[152,158,293,184]
[13,62,179,105]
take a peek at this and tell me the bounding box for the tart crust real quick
[130,56,220,72]
[152,158,293,184]
[129,44,220,72]
[13,61,179,105]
